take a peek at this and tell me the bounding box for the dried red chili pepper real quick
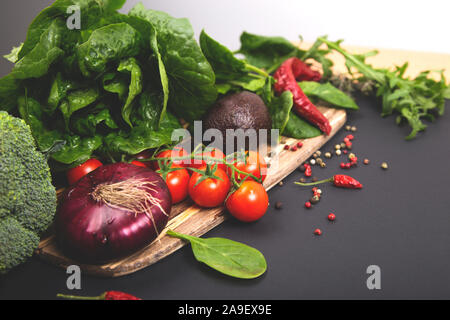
[57,291,141,300]
[295,174,362,189]
[274,57,331,135]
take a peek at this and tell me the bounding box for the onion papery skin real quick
[55,163,172,264]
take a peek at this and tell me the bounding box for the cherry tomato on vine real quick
[188,165,231,208]
[66,159,103,185]
[188,148,226,172]
[227,151,267,182]
[130,160,147,167]
[226,181,269,222]
[153,146,189,170]
[160,165,190,204]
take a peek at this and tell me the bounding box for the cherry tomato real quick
[161,165,190,204]
[66,159,103,185]
[153,146,189,170]
[226,181,269,222]
[189,148,226,172]
[227,151,267,182]
[130,160,147,167]
[188,165,231,208]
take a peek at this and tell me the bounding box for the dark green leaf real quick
[298,81,359,110]
[167,230,267,279]
[117,57,143,127]
[129,4,217,122]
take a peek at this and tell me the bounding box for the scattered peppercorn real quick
[310,195,320,204]
[343,150,348,154]
[351,126,357,132]
[275,201,283,210]
[305,201,312,208]
[290,145,298,151]
[328,213,336,221]
[299,177,307,183]
[335,144,341,150]
[340,142,346,149]
[304,163,312,177]
[363,158,370,165]
[278,181,284,186]
[310,159,316,165]
[314,228,322,235]
[324,152,332,159]
[381,162,388,170]
[284,144,290,150]
[320,162,326,168]
[316,150,322,156]
[297,141,303,148]
[335,149,342,156]
[311,177,318,182]
[345,125,351,131]
[298,165,306,172]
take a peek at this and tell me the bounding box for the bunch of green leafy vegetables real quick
[0,0,218,168]
[232,31,450,140]
[199,31,359,140]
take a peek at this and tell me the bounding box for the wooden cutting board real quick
[36,106,346,277]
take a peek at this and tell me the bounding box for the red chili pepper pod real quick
[57,291,142,300]
[304,163,312,177]
[274,58,331,135]
[332,175,363,189]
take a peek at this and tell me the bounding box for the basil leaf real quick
[299,81,359,110]
[167,230,267,279]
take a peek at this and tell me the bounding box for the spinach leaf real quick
[51,134,103,165]
[238,32,302,72]
[117,57,143,127]
[200,30,248,81]
[283,111,322,139]
[77,22,142,76]
[11,19,65,80]
[167,230,267,279]
[0,75,22,112]
[129,3,217,122]
[102,73,128,100]
[47,72,79,114]
[72,107,118,136]
[59,87,99,127]
[266,91,294,136]
[4,43,23,63]
[299,81,359,110]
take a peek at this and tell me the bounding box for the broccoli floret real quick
[0,111,57,274]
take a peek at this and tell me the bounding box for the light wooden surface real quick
[37,107,346,277]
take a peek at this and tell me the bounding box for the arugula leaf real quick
[319,36,449,139]
[298,81,359,110]
[167,230,267,279]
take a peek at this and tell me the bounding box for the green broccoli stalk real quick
[0,111,57,274]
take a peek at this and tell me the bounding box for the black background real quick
[1,0,450,300]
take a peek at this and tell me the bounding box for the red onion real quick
[55,163,172,263]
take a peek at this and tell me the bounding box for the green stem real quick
[245,63,269,78]
[166,230,195,242]
[294,177,333,187]
[57,293,104,300]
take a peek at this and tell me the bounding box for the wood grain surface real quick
[37,107,346,277]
